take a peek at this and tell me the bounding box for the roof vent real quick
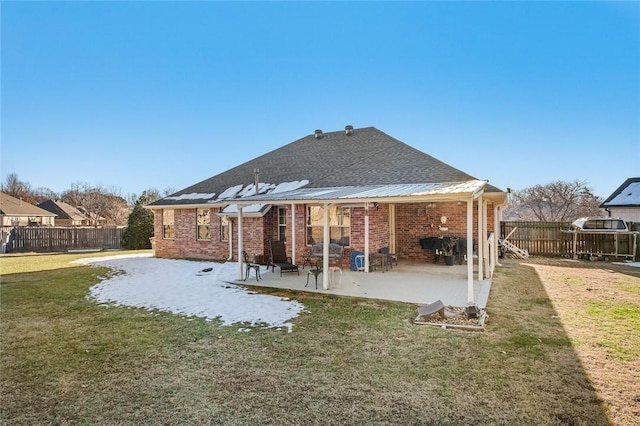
[314,129,323,139]
[345,125,354,135]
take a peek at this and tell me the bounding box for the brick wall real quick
[396,201,496,262]
[153,201,497,264]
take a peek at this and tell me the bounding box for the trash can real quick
[350,251,364,271]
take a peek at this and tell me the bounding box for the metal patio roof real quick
[225,180,488,205]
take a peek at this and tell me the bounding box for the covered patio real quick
[233,259,493,308]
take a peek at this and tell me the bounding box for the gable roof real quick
[37,199,88,221]
[0,192,57,217]
[600,177,640,208]
[150,126,506,208]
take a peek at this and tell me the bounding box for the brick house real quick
[0,192,57,227]
[147,126,509,290]
[37,199,92,226]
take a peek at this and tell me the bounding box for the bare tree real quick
[32,187,60,204]
[1,173,35,204]
[127,187,174,207]
[504,180,604,221]
[62,183,129,227]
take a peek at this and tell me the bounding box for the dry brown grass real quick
[1,253,637,425]
[509,257,640,426]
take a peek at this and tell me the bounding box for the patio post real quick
[290,203,296,264]
[467,198,474,304]
[364,202,370,273]
[322,203,330,290]
[477,194,484,281]
[483,199,489,278]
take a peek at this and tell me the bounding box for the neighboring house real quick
[0,192,57,227]
[600,177,640,223]
[147,126,509,288]
[37,199,91,226]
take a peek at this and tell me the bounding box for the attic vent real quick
[345,125,354,135]
[314,129,323,139]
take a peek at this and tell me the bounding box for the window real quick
[220,216,229,241]
[197,208,211,240]
[278,207,287,241]
[163,210,175,239]
[306,206,350,246]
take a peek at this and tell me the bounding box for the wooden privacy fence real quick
[500,221,639,260]
[1,227,123,253]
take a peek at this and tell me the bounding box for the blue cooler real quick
[350,251,364,271]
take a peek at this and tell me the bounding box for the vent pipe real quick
[345,125,354,135]
[314,129,323,139]
[253,168,260,195]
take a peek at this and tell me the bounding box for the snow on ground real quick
[614,261,640,268]
[73,254,306,332]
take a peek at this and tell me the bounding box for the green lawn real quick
[0,253,618,425]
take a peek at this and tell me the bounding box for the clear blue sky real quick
[2,1,639,199]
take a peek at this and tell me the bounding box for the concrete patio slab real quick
[233,260,492,308]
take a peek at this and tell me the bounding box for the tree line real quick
[1,173,172,229]
[2,173,606,248]
[1,173,174,249]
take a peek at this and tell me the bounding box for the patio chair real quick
[305,257,322,289]
[379,246,398,268]
[242,251,261,282]
[268,240,299,276]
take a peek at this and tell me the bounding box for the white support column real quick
[389,204,396,254]
[488,232,495,277]
[237,206,243,280]
[477,194,484,281]
[364,202,370,273]
[467,199,474,304]
[290,203,296,264]
[494,206,502,266]
[322,203,330,290]
[482,199,489,279]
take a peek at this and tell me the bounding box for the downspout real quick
[237,206,243,280]
[227,216,233,261]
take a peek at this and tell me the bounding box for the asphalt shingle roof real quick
[37,199,88,221]
[0,192,57,217]
[151,126,503,207]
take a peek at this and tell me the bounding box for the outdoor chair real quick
[242,251,261,282]
[379,246,398,268]
[305,257,322,289]
[268,240,299,276]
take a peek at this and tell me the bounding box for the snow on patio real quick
[73,254,306,332]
